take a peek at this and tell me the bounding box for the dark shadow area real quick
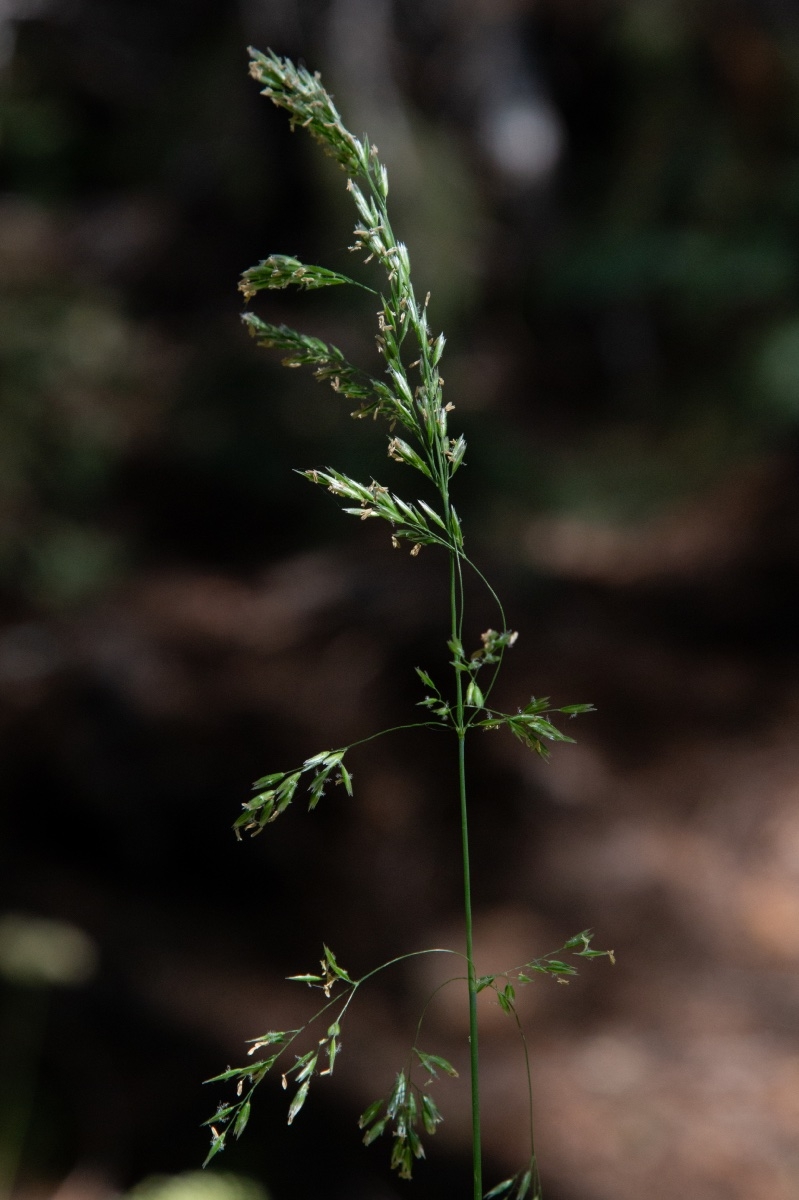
[2,3,799,1199]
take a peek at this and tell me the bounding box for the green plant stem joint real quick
[204,47,614,1199]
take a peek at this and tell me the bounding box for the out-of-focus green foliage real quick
[515,1,799,514]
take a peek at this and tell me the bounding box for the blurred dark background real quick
[2,2,799,1198]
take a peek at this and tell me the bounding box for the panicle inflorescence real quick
[242,47,458,531]
[239,254,365,298]
[248,48,368,178]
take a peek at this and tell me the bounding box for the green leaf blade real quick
[484,1180,516,1200]
[420,1093,443,1134]
[323,944,351,981]
[287,1078,310,1125]
[240,254,369,297]
[415,1050,459,1078]
[362,1118,387,1146]
[202,1134,226,1169]
[359,1099,384,1129]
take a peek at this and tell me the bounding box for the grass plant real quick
[204,48,613,1200]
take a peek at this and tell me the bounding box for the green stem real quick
[510,1003,541,1198]
[347,720,449,750]
[460,731,481,1200]
[451,549,482,1200]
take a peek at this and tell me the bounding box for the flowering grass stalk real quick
[204,49,613,1200]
